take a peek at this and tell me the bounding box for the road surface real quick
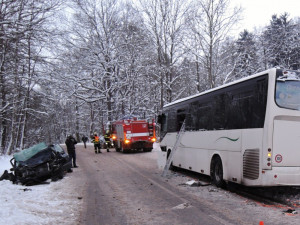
[71,145,255,225]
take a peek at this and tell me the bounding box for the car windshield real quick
[275,70,300,110]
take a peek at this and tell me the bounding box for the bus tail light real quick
[267,148,272,166]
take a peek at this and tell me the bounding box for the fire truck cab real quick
[111,117,156,153]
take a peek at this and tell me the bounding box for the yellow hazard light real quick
[151,137,156,142]
[124,139,130,144]
[112,135,117,140]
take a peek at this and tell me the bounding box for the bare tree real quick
[137,0,191,107]
[186,0,242,88]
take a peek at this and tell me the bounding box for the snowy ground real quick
[1,143,299,225]
[0,143,160,225]
[0,145,86,225]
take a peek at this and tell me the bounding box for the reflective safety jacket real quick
[104,134,110,143]
[93,135,100,144]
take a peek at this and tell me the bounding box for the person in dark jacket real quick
[82,135,88,148]
[65,135,78,168]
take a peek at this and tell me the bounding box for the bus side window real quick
[188,102,199,131]
[198,102,212,130]
[185,111,193,131]
[228,92,243,129]
[168,111,176,132]
[227,82,255,129]
[253,78,268,127]
[239,91,254,128]
[160,113,168,132]
[176,108,186,131]
[212,94,226,130]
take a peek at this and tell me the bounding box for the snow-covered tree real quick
[114,3,157,119]
[0,0,61,154]
[262,13,300,69]
[138,0,191,107]
[231,30,260,80]
[186,0,242,89]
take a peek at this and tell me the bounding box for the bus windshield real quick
[275,70,300,110]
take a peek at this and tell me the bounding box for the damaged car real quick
[1,142,72,186]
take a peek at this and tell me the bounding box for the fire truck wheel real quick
[121,145,128,154]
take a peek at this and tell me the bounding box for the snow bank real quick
[0,156,81,225]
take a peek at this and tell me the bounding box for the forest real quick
[0,0,299,155]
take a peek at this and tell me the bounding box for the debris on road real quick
[20,188,32,192]
[178,179,211,187]
[283,209,298,215]
[186,180,200,186]
[172,202,192,210]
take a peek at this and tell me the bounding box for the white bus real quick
[158,68,300,187]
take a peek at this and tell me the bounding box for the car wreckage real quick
[0,143,72,186]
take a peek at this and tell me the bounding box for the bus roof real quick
[163,68,277,109]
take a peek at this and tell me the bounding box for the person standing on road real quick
[65,135,78,168]
[104,131,111,152]
[92,133,101,154]
[82,135,88,148]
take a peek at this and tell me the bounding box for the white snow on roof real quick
[277,70,300,81]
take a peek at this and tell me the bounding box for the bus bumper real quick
[261,167,300,186]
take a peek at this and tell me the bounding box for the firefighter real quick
[92,133,101,154]
[104,131,111,152]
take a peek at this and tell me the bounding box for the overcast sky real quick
[231,0,300,33]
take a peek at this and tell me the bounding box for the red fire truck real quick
[110,117,156,153]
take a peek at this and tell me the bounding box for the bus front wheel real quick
[211,156,225,188]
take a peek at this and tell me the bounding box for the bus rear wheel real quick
[211,156,225,188]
